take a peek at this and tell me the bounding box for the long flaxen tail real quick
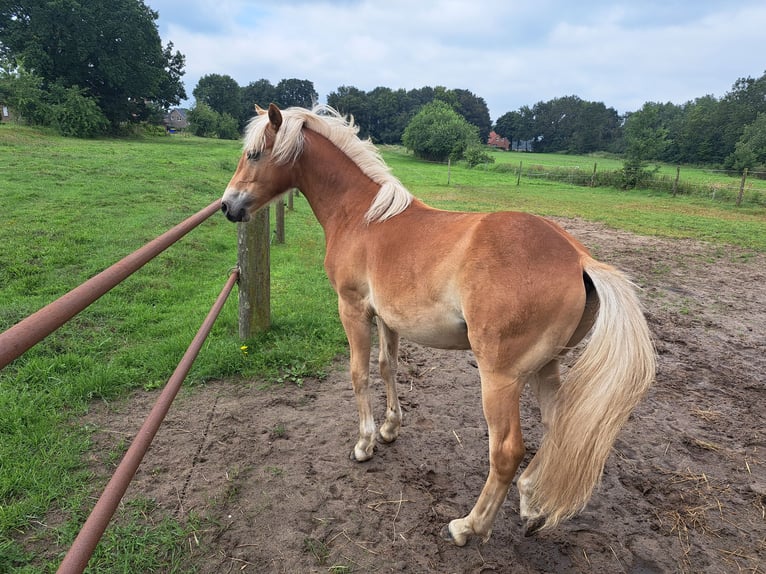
[528,257,656,531]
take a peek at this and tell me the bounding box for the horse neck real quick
[292,130,379,230]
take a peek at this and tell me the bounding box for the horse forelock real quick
[242,105,413,223]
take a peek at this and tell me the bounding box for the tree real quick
[621,102,669,187]
[0,0,186,127]
[452,89,492,143]
[719,74,766,158]
[624,102,670,161]
[0,66,50,125]
[240,79,276,126]
[367,86,411,144]
[675,96,721,163]
[568,100,621,154]
[402,100,479,162]
[193,73,241,118]
[327,85,372,138]
[494,107,536,151]
[187,101,238,139]
[274,78,317,109]
[50,84,108,137]
[725,112,766,170]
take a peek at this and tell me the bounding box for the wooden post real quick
[237,208,270,338]
[737,168,748,207]
[517,161,522,186]
[447,158,451,185]
[590,162,597,187]
[287,189,294,211]
[275,198,285,244]
[672,166,681,196]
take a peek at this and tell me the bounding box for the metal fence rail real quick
[0,200,221,370]
[56,269,239,574]
[0,199,240,573]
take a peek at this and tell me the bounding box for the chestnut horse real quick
[221,104,655,545]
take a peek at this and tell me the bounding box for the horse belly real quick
[380,308,470,350]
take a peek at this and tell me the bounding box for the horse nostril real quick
[220,201,229,215]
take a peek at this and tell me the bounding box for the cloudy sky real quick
[145,0,766,121]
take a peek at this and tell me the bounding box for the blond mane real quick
[242,104,413,223]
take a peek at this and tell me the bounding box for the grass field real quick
[1,125,764,571]
[381,147,766,250]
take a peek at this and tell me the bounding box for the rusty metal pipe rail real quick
[0,200,221,370]
[56,267,239,574]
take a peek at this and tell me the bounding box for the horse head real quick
[220,103,293,222]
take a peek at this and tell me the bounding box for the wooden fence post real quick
[590,162,597,187]
[737,168,748,207]
[287,189,294,211]
[237,208,270,338]
[517,161,522,186]
[275,199,285,244]
[672,166,681,196]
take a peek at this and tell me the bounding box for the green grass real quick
[0,125,764,572]
[0,125,345,572]
[381,147,766,251]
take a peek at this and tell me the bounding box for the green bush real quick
[50,86,109,137]
[188,102,239,139]
[216,112,240,140]
[465,145,495,168]
[0,68,51,125]
[402,100,479,162]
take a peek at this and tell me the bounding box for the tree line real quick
[1,0,764,171]
[620,76,766,171]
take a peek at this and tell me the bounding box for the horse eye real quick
[246,150,261,162]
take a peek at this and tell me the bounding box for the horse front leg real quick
[444,373,525,546]
[376,318,402,444]
[338,300,376,462]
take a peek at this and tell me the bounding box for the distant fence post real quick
[287,189,295,211]
[275,199,285,244]
[737,168,748,207]
[590,162,597,187]
[237,209,270,338]
[672,166,681,196]
[517,161,522,186]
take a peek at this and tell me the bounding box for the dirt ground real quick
[86,218,765,573]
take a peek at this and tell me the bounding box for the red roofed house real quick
[487,131,510,151]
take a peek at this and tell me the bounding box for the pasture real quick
[1,124,764,572]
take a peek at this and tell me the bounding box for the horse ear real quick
[254,104,267,115]
[268,103,283,131]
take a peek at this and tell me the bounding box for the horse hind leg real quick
[444,370,526,546]
[518,359,562,535]
[376,318,402,444]
[519,291,598,534]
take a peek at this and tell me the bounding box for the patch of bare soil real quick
[85,219,765,573]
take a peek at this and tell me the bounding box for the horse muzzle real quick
[220,190,253,222]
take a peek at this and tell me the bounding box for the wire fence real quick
[492,162,766,207]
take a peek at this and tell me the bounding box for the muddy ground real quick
[87,218,765,573]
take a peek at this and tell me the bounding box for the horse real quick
[220,103,656,546]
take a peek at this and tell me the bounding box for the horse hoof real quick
[441,523,468,546]
[350,447,374,462]
[523,517,545,537]
[377,430,399,444]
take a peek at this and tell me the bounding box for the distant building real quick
[1,103,14,123]
[163,108,189,131]
[487,131,510,151]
